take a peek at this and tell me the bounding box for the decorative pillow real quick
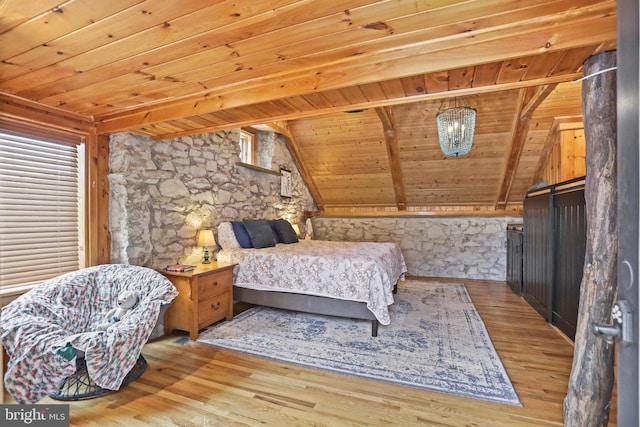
[268,220,283,244]
[242,219,276,248]
[217,222,241,249]
[271,219,299,244]
[231,221,253,248]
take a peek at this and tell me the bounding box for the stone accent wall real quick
[109,129,520,281]
[311,216,522,280]
[109,130,315,269]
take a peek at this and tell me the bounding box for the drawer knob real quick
[211,302,221,310]
[213,281,218,286]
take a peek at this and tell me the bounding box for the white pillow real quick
[217,222,241,249]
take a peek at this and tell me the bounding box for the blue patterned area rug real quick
[197,280,521,406]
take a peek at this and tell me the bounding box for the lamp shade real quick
[197,229,216,247]
[436,106,476,156]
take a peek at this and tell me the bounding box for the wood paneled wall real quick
[541,127,586,185]
[561,129,586,181]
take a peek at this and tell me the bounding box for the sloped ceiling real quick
[0,0,617,213]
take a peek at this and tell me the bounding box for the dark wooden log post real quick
[564,51,617,426]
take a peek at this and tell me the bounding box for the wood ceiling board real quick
[0,0,67,33]
[317,89,352,107]
[523,50,568,80]
[93,2,615,132]
[400,75,428,97]
[379,78,410,99]
[318,180,395,193]
[2,1,238,92]
[424,71,451,94]
[5,2,616,104]
[13,1,369,102]
[337,86,370,106]
[403,177,504,189]
[301,147,389,161]
[472,62,500,87]
[0,0,145,65]
[303,151,389,166]
[448,67,475,90]
[299,93,335,110]
[547,46,600,77]
[358,82,390,103]
[320,192,397,207]
[314,173,393,187]
[1,0,303,88]
[180,115,221,128]
[401,167,504,185]
[496,57,535,84]
[0,0,617,212]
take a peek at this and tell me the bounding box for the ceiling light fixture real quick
[436,98,476,157]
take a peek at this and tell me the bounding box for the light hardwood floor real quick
[4,278,618,426]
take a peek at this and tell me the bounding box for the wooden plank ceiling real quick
[0,0,617,214]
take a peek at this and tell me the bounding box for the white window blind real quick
[0,131,85,291]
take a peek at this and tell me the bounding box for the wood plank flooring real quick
[3,278,618,426]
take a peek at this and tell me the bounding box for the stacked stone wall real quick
[311,216,522,280]
[109,130,315,269]
[109,130,521,281]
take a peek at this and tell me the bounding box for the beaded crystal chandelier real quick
[436,102,476,157]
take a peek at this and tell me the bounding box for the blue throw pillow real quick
[272,219,299,244]
[243,219,276,248]
[231,221,253,248]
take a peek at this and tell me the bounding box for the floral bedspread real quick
[217,240,407,325]
[1,264,178,404]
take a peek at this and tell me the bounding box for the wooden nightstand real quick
[160,262,236,340]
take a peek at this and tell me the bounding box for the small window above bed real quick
[238,128,257,165]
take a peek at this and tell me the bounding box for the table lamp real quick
[197,229,216,264]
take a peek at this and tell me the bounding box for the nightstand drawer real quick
[198,269,232,300]
[198,292,231,328]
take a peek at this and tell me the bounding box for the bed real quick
[216,220,408,336]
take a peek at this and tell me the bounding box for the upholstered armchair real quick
[1,264,178,403]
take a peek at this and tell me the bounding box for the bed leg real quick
[371,320,378,337]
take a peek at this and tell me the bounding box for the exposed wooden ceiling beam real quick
[318,208,524,218]
[375,106,406,210]
[495,84,558,209]
[269,120,325,212]
[263,121,292,139]
[141,73,582,140]
[0,93,94,133]
[520,84,560,120]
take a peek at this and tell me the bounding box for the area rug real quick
[197,280,521,406]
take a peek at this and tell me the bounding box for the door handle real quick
[592,300,634,345]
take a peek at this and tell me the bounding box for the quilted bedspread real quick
[217,240,407,325]
[1,264,178,404]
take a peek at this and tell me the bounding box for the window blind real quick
[0,131,83,290]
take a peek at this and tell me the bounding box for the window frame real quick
[239,128,258,165]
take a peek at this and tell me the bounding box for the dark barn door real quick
[523,192,554,321]
[553,188,587,340]
[506,224,524,295]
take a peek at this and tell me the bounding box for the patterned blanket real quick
[218,240,407,324]
[1,264,178,404]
